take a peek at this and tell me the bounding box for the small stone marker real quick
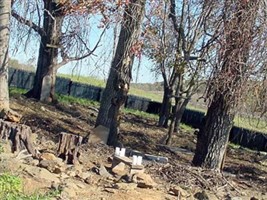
[88,125,109,144]
[40,75,52,102]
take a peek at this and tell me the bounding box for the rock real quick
[133,173,157,189]
[78,172,91,180]
[0,153,22,173]
[194,190,218,200]
[66,164,83,177]
[104,188,117,194]
[0,109,22,122]
[98,165,112,178]
[112,162,126,176]
[89,125,109,144]
[61,187,77,199]
[114,182,137,191]
[29,159,40,166]
[40,152,58,161]
[39,159,66,174]
[85,174,100,185]
[22,176,51,194]
[169,186,190,197]
[67,170,76,177]
[259,159,267,166]
[23,165,60,183]
[60,173,70,180]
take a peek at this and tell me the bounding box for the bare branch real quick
[11,10,45,37]
[55,26,107,70]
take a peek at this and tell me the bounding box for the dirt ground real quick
[5,93,267,200]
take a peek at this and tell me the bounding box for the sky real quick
[9,14,161,84]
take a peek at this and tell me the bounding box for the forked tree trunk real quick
[173,98,190,133]
[57,132,83,164]
[165,97,189,145]
[25,1,63,102]
[0,119,37,157]
[95,0,146,146]
[0,0,11,111]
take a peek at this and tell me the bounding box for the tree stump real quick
[0,119,37,157]
[57,132,83,164]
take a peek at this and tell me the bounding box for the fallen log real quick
[57,132,83,164]
[0,119,37,157]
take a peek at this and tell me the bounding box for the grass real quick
[124,108,159,120]
[0,173,60,200]
[58,73,163,101]
[123,109,194,132]
[58,73,106,88]
[9,87,27,96]
[8,87,267,133]
[56,94,100,108]
[234,115,267,133]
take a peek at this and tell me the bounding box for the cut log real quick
[57,132,83,164]
[0,119,37,157]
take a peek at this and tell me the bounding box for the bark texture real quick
[158,85,172,127]
[0,119,37,157]
[26,1,63,102]
[95,0,146,146]
[192,0,258,170]
[0,0,11,111]
[57,132,83,164]
[192,92,234,169]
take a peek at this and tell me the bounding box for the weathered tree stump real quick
[57,132,83,164]
[0,119,37,157]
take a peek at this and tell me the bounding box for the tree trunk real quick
[192,0,258,171]
[25,1,63,102]
[158,86,172,128]
[192,92,234,169]
[0,0,11,111]
[95,0,146,146]
[173,98,189,133]
[165,97,190,145]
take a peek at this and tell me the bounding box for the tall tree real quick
[144,0,218,138]
[0,0,11,111]
[192,0,262,170]
[25,1,64,102]
[96,0,146,146]
[143,0,177,128]
[11,0,109,102]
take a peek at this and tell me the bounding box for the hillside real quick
[0,91,266,199]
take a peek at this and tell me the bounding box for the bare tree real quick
[144,0,218,145]
[143,0,177,128]
[96,0,146,146]
[192,0,265,170]
[0,0,11,111]
[11,0,111,102]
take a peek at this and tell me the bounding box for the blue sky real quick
[9,14,160,84]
